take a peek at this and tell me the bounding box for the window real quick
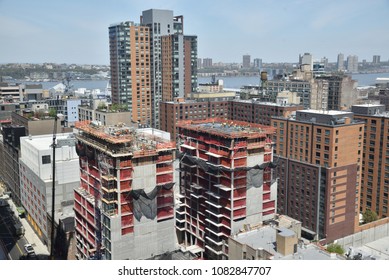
[42,155,51,164]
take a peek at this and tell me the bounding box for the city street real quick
[0,206,29,260]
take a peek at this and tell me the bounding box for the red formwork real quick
[120,169,132,180]
[122,227,134,235]
[156,173,173,184]
[263,200,275,210]
[121,215,133,227]
[263,192,271,201]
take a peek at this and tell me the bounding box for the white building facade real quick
[19,133,80,243]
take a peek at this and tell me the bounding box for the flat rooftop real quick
[176,118,275,139]
[21,133,76,151]
[233,99,301,107]
[349,236,389,260]
[233,226,344,260]
[298,109,350,115]
[75,121,175,156]
[352,104,384,108]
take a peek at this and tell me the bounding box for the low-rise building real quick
[229,215,345,260]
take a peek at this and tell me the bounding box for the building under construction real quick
[176,119,277,259]
[74,121,176,260]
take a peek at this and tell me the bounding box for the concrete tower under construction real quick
[176,119,277,259]
[74,121,176,260]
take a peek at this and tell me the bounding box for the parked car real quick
[24,244,35,255]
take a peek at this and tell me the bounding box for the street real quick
[0,205,30,260]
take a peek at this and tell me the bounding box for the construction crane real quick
[50,113,63,259]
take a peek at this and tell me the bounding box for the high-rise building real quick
[176,119,277,259]
[316,74,358,111]
[109,9,196,128]
[373,55,381,64]
[203,58,213,68]
[266,79,314,109]
[109,21,151,125]
[346,55,358,73]
[228,99,303,127]
[351,104,389,218]
[74,121,176,260]
[272,110,364,242]
[321,57,329,69]
[161,34,197,101]
[160,98,302,141]
[141,9,192,128]
[197,58,202,69]
[242,54,251,68]
[253,58,262,69]
[299,53,313,71]
[160,98,230,141]
[337,53,344,71]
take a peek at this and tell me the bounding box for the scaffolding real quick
[176,118,277,260]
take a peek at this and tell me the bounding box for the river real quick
[18,72,389,92]
[199,72,389,89]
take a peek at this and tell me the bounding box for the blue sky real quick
[0,0,388,64]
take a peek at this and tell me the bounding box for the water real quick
[15,72,389,92]
[22,80,109,91]
[351,72,389,86]
[199,72,389,89]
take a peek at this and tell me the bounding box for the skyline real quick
[0,0,389,65]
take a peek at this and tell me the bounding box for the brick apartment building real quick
[352,104,389,218]
[160,98,302,141]
[272,110,364,242]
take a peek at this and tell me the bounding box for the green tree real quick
[48,108,57,117]
[326,243,344,255]
[97,101,107,110]
[362,209,378,224]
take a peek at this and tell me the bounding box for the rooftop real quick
[352,104,384,108]
[298,109,350,115]
[233,226,344,260]
[234,98,301,107]
[21,133,76,151]
[75,121,175,156]
[176,118,275,139]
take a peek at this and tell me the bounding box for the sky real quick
[0,0,388,65]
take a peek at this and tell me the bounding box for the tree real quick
[326,243,344,255]
[362,209,378,224]
[48,108,57,118]
[97,101,107,110]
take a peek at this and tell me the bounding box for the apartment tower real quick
[242,55,251,69]
[176,119,277,259]
[272,110,364,242]
[74,121,176,260]
[109,21,151,125]
[352,104,389,218]
[109,9,196,128]
[161,34,197,101]
[337,53,344,71]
